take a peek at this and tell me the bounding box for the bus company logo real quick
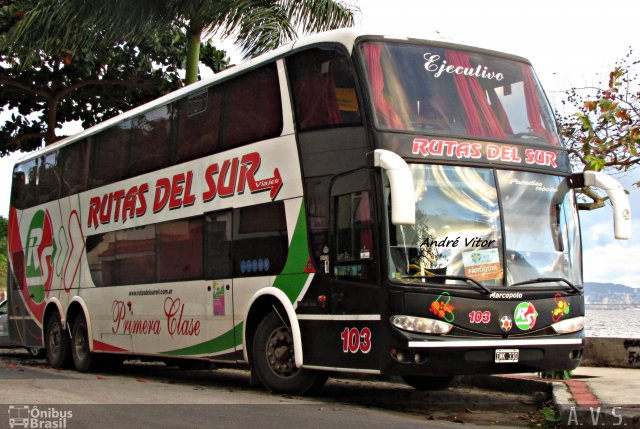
[513,302,538,330]
[24,210,56,304]
[88,151,283,229]
[8,405,72,428]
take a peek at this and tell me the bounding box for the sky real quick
[1,0,639,286]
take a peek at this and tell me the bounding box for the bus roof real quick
[12,27,530,167]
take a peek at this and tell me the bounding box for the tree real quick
[0,6,229,154]
[557,49,640,210]
[4,0,356,85]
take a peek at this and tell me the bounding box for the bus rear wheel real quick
[401,375,454,390]
[252,311,327,395]
[45,314,72,369]
[71,314,97,372]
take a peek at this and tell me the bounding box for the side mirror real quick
[573,171,632,240]
[373,149,415,225]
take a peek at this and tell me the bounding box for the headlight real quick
[390,315,453,334]
[551,316,584,334]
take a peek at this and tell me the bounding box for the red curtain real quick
[446,51,506,139]
[295,72,341,129]
[523,66,560,146]
[364,44,406,129]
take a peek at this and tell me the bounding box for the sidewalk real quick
[551,366,640,428]
[486,367,640,428]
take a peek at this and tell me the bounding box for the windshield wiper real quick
[510,277,581,294]
[400,274,491,295]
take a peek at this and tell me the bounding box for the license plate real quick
[495,348,519,363]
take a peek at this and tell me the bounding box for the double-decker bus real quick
[7,29,631,394]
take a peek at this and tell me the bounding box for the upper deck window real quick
[358,41,560,146]
[287,47,361,131]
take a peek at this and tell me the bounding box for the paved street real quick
[0,349,550,428]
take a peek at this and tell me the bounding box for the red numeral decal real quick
[341,327,372,354]
[469,311,491,324]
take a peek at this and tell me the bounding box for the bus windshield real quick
[359,41,560,146]
[387,165,582,288]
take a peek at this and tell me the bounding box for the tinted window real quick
[204,211,233,279]
[129,106,174,177]
[60,141,89,196]
[37,152,61,205]
[157,218,203,282]
[11,159,37,209]
[233,202,287,277]
[223,64,283,148]
[87,217,203,286]
[334,191,374,282]
[287,48,361,130]
[176,89,223,164]
[89,121,131,189]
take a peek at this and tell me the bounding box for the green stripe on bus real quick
[274,201,311,302]
[160,323,243,356]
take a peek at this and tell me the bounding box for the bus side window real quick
[333,191,374,282]
[11,161,34,210]
[204,211,233,280]
[233,202,288,277]
[176,88,223,164]
[36,152,62,205]
[129,105,173,177]
[89,122,131,189]
[60,140,89,197]
[223,64,282,149]
[287,47,361,131]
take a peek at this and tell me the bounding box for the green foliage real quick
[0,1,230,154]
[540,369,573,380]
[539,406,562,427]
[2,0,355,86]
[557,48,640,209]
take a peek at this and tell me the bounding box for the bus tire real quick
[401,375,454,390]
[252,311,327,395]
[45,314,72,369]
[70,314,97,372]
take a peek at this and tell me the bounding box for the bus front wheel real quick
[45,314,72,369]
[252,311,327,395]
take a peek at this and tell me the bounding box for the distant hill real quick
[584,282,640,305]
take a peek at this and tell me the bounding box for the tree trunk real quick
[185,26,202,85]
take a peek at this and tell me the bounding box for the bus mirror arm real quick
[571,171,632,240]
[373,150,416,225]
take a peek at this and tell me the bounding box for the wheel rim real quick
[74,323,89,362]
[48,321,61,355]
[265,326,298,378]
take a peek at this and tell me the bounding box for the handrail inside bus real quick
[373,149,416,225]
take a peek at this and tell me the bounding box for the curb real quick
[552,379,640,429]
[460,374,640,429]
